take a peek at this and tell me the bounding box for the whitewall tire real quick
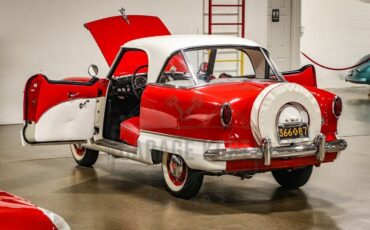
[70,144,99,167]
[162,152,203,199]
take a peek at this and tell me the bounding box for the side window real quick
[212,48,256,78]
[243,49,268,79]
[158,52,195,87]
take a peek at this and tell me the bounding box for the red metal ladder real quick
[203,0,246,75]
[206,0,245,38]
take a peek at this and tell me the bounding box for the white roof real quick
[123,35,261,83]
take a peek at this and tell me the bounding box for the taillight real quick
[332,96,342,118]
[24,75,42,121]
[220,103,232,127]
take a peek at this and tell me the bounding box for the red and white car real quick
[22,15,347,199]
[0,190,70,229]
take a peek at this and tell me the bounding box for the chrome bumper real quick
[204,134,347,166]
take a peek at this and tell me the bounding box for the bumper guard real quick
[204,134,347,166]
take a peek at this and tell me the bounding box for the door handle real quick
[68,92,79,98]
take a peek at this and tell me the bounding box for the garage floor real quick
[0,87,369,230]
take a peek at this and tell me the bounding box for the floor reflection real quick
[59,162,340,229]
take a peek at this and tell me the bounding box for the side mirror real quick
[88,64,99,78]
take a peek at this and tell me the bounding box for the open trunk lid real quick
[85,15,171,66]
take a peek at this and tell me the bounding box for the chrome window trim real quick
[181,50,199,86]
[106,47,145,80]
[155,45,284,88]
[260,48,284,81]
[147,78,280,90]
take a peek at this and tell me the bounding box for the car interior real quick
[103,61,148,147]
[103,47,278,147]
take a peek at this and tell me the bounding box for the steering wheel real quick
[131,65,148,98]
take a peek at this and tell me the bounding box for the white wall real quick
[301,0,370,88]
[0,0,203,124]
[6,0,367,124]
[0,0,271,125]
[246,0,269,47]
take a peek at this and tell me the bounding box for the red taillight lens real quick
[333,97,342,118]
[221,103,232,127]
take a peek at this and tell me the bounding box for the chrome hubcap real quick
[169,155,184,179]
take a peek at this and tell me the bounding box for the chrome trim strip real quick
[140,130,224,143]
[181,50,199,86]
[81,139,151,164]
[260,48,284,81]
[271,144,317,158]
[204,137,347,162]
[93,139,137,153]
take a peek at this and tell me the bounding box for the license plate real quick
[278,124,309,141]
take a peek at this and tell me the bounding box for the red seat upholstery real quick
[119,116,140,146]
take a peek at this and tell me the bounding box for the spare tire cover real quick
[250,83,321,147]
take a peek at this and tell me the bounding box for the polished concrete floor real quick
[0,87,370,230]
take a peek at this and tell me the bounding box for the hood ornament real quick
[119,7,130,24]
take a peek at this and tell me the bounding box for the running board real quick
[83,139,150,164]
[94,139,137,153]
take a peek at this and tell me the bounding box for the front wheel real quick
[162,152,203,199]
[272,166,313,189]
[70,144,99,167]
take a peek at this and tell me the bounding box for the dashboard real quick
[111,74,147,97]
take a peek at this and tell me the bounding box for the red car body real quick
[0,191,69,229]
[21,14,347,199]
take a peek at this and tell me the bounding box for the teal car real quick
[346,54,370,84]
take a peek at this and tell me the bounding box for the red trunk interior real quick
[85,15,170,68]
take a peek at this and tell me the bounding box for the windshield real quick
[158,46,283,87]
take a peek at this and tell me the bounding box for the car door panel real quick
[25,98,97,142]
[23,74,108,144]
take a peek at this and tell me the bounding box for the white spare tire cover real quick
[250,83,321,147]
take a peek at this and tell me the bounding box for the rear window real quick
[157,46,279,86]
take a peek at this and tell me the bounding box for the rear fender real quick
[283,65,317,87]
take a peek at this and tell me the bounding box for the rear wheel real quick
[272,166,313,189]
[70,144,99,167]
[162,152,203,199]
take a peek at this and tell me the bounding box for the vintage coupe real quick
[345,54,370,85]
[22,15,347,199]
[0,190,70,229]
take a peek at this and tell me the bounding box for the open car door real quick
[22,75,107,144]
[23,14,171,144]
